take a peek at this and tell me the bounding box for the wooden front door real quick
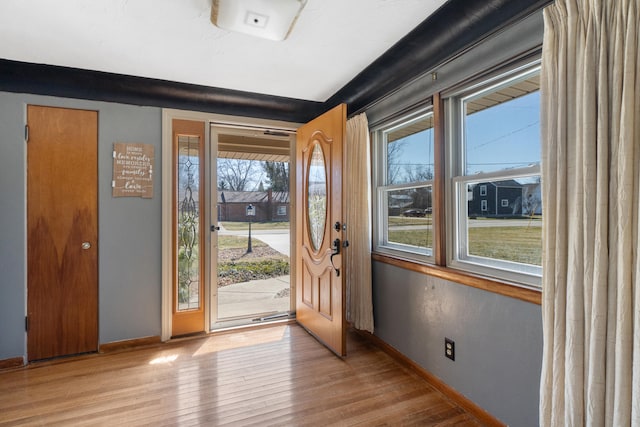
[27,105,99,361]
[295,104,347,357]
[172,119,206,336]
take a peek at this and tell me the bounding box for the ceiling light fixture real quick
[211,0,307,41]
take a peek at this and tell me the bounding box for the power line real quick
[467,161,538,166]
[389,163,435,167]
[467,121,539,151]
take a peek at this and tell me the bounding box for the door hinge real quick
[25,316,29,332]
[25,125,29,143]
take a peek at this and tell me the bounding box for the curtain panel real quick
[345,113,374,333]
[540,0,640,425]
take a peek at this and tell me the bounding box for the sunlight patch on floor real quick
[193,325,288,356]
[148,354,179,365]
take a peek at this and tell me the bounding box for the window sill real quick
[371,252,541,305]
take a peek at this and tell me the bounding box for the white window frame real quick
[480,185,487,196]
[446,62,542,288]
[372,107,435,263]
[481,199,488,211]
[501,199,509,207]
[277,205,287,216]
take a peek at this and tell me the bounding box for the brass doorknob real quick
[81,242,91,250]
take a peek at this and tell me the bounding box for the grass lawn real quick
[389,224,541,266]
[468,226,541,266]
[218,235,267,250]
[388,216,433,226]
[221,221,290,231]
[388,230,433,248]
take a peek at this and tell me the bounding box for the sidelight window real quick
[176,134,203,310]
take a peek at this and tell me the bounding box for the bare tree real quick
[217,159,258,191]
[386,139,407,184]
[403,164,433,182]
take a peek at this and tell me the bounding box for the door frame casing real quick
[161,109,299,341]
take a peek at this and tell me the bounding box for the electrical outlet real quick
[445,338,455,361]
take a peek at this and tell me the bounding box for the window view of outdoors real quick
[216,158,290,320]
[383,113,434,254]
[462,74,542,267]
[307,144,327,252]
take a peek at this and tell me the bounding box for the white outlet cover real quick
[245,11,269,29]
[212,0,306,41]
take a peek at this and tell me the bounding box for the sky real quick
[465,91,540,175]
[215,90,542,190]
[391,90,541,179]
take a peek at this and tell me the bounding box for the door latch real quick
[330,238,341,277]
[334,221,347,231]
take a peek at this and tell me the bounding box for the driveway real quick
[219,225,291,257]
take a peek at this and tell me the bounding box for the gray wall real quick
[0,92,162,360]
[373,261,542,426]
[366,13,544,426]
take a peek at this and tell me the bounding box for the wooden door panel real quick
[27,219,60,359]
[302,267,313,307]
[319,274,332,318]
[295,104,346,357]
[27,105,99,361]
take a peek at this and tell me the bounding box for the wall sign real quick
[112,143,154,198]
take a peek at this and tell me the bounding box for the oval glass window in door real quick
[307,143,327,252]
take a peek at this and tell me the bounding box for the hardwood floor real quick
[0,325,481,426]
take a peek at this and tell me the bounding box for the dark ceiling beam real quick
[0,59,323,123]
[326,0,553,116]
[0,0,552,123]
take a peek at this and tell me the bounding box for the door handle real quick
[330,238,340,277]
[81,242,91,250]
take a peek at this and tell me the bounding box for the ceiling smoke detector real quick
[211,0,307,41]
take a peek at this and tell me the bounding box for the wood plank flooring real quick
[0,325,481,426]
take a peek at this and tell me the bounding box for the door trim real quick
[161,109,299,341]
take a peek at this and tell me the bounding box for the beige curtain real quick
[540,0,640,425]
[345,113,374,333]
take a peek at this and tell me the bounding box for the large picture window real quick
[373,109,435,261]
[447,64,542,286]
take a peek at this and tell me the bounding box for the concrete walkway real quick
[252,232,290,257]
[215,224,292,321]
[217,275,290,319]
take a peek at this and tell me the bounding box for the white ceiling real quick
[0,0,448,102]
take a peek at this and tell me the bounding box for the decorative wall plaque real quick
[112,143,154,198]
